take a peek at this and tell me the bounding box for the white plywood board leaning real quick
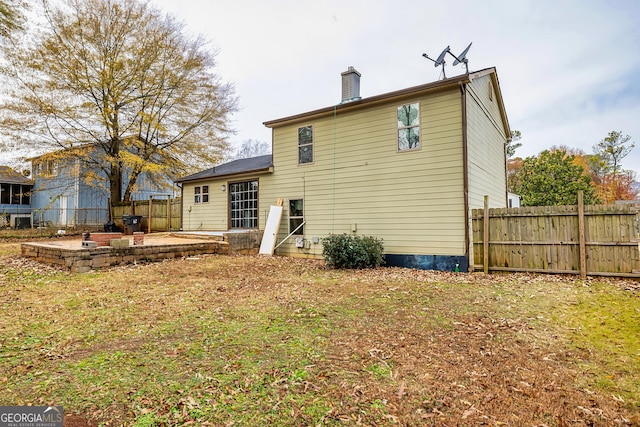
[259,205,284,255]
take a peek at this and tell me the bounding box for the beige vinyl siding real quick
[263,88,466,258]
[465,74,509,264]
[181,180,228,230]
[466,74,508,209]
[181,172,268,231]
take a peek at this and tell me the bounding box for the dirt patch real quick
[64,414,97,427]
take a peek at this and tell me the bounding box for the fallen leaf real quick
[461,406,476,419]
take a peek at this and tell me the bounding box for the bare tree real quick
[0,0,237,202]
[233,139,271,160]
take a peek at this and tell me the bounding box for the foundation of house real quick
[21,230,263,273]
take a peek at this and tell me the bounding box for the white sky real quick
[2,0,638,176]
[149,0,640,174]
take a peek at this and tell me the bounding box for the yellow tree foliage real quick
[0,0,24,39]
[595,171,638,204]
[1,0,237,202]
[550,136,638,204]
[506,157,523,194]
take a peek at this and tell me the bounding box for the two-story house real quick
[176,67,510,271]
[31,145,172,227]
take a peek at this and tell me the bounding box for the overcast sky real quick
[149,0,640,174]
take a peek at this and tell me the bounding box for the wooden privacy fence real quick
[112,197,181,232]
[472,194,640,278]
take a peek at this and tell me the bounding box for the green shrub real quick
[322,234,384,269]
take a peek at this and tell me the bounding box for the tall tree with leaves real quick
[593,131,634,176]
[0,0,237,202]
[591,131,636,203]
[506,130,522,158]
[514,149,599,206]
[506,130,523,193]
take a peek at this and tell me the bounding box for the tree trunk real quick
[123,168,141,203]
[109,162,123,203]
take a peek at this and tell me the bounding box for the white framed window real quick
[230,180,258,228]
[289,199,304,235]
[298,125,313,164]
[35,160,58,176]
[397,103,420,151]
[194,185,209,204]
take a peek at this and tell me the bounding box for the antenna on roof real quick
[452,42,472,74]
[422,42,473,78]
[434,46,449,67]
[422,46,450,78]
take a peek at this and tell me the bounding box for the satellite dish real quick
[434,46,450,67]
[422,42,473,79]
[453,42,472,66]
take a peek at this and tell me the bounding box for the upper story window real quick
[194,185,209,204]
[397,103,420,151]
[298,125,313,164]
[35,160,59,177]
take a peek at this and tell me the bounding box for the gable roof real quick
[176,155,273,183]
[0,166,34,185]
[263,67,510,138]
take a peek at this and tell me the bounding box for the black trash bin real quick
[122,215,142,235]
[104,221,121,232]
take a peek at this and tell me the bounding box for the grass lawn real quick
[0,238,638,426]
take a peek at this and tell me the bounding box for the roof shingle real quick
[0,166,34,185]
[176,155,273,183]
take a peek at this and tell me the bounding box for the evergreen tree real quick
[515,149,599,206]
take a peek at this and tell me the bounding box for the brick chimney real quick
[340,66,361,103]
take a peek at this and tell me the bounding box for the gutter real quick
[175,166,274,185]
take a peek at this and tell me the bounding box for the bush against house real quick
[322,234,384,269]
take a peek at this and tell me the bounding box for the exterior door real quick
[58,196,68,226]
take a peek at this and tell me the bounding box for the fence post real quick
[167,196,172,232]
[578,190,587,278]
[148,196,153,234]
[484,195,489,274]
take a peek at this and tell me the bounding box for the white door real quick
[59,196,68,226]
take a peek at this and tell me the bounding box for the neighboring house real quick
[176,67,510,271]
[31,146,172,227]
[508,193,521,208]
[0,166,34,228]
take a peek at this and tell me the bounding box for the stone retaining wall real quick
[170,230,263,255]
[22,241,229,273]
